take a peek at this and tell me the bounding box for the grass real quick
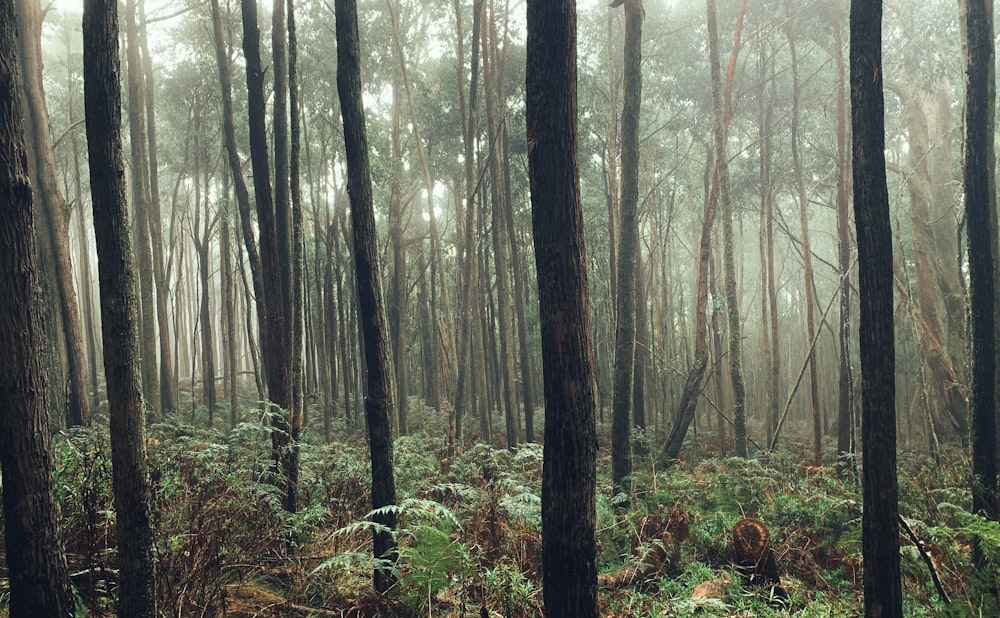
[1,401,994,616]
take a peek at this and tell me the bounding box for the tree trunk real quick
[453,0,484,447]
[138,0,175,414]
[0,6,77,611]
[785,18,821,464]
[833,0,854,463]
[335,0,399,591]
[241,0,295,514]
[961,0,999,606]
[707,0,747,458]
[526,0,599,614]
[482,1,519,449]
[15,0,91,428]
[850,1,903,614]
[611,0,642,497]
[288,0,304,518]
[124,0,160,419]
[82,0,157,612]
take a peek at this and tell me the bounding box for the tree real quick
[961,0,999,608]
[240,0,296,514]
[82,0,157,613]
[15,0,91,428]
[610,0,642,499]
[850,0,902,615]
[707,0,747,458]
[124,0,161,418]
[335,0,399,592]
[526,0,599,614]
[0,1,76,612]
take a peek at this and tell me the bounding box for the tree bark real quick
[785,16,821,464]
[0,4,76,611]
[611,0,642,497]
[15,0,91,428]
[82,0,157,612]
[335,0,399,591]
[707,0,747,458]
[833,0,854,463]
[526,0,599,614]
[850,0,903,614]
[961,0,999,606]
[124,0,160,418]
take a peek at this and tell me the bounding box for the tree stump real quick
[730,518,787,606]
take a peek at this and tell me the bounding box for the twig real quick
[897,514,950,605]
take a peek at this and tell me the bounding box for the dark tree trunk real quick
[611,0,642,498]
[210,0,266,337]
[288,0,304,518]
[961,0,999,607]
[240,0,295,514]
[82,0,157,613]
[526,0,599,614]
[335,0,399,592]
[850,1,902,615]
[0,4,76,612]
[15,0,91,428]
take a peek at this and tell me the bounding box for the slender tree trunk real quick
[834,0,854,463]
[527,0,599,612]
[138,0,175,414]
[82,0,157,612]
[785,16,821,464]
[850,1,902,614]
[707,0,747,457]
[124,0,160,418]
[335,0,399,591]
[15,0,91,428]
[611,0,642,497]
[288,0,304,519]
[454,0,484,447]
[483,0,519,448]
[0,7,76,611]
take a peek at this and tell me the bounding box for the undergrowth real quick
[0,406,996,616]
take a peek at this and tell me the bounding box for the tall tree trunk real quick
[483,0,519,449]
[288,0,304,518]
[961,0,999,607]
[138,0,175,414]
[210,0,266,341]
[527,0,599,613]
[0,6,76,611]
[662,147,716,460]
[707,0,747,458]
[335,0,399,591]
[124,0,160,418]
[454,0,484,447]
[82,0,157,612]
[785,16,821,464]
[850,0,902,614]
[241,0,295,514]
[222,202,239,427]
[15,0,91,428]
[611,0,642,498]
[387,32,408,437]
[834,0,854,463]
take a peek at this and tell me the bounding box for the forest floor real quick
[0,399,993,616]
